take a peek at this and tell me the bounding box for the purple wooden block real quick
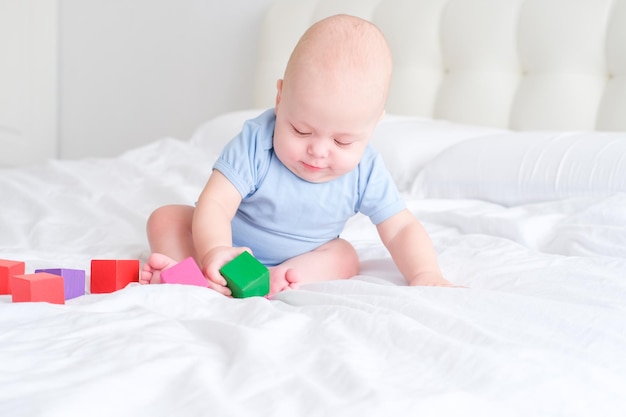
[35,268,86,300]
[160,257,207,287]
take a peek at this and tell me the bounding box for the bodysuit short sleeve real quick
[212,109,275,198]
[357,147,406,225]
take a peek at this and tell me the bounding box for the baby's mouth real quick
[301,161,325,171]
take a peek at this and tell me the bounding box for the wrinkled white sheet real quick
[1,130,626,416]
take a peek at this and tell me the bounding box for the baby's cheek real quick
[340,152,364,171]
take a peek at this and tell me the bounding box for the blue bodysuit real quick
[213,109,405,266]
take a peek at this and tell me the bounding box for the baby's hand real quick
[408,272,455,287]
[200,246,252,296]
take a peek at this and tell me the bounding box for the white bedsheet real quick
[1,118,626,416]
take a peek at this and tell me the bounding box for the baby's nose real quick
[307,138,330,157]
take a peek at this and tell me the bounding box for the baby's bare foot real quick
[268,266,300,296]
[140,253,179,284]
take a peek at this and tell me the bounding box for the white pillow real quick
[412,131,626,206]
[371,115,505,191]
[189,109,266,157]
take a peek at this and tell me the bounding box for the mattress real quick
[1,110,625,416]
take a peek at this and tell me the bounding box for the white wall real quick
[0,0,58,167]
[59,0,274,159]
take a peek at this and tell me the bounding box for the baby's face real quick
[273,77,383,183]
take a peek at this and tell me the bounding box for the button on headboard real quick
[254,0,626,131]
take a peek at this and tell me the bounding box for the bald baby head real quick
[281,14,393,116]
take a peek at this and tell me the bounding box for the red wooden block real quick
[11,272,65,304]
[161,257,207,287]
[90,259,139,294]
[0,259,26,295]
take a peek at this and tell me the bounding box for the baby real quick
[140,14,452,295]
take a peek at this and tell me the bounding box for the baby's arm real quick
[377,209,452,287]
[192,169,247,295]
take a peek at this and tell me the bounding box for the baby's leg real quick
[269,238,359,294]
[140,253,179,284]
[141,205,197,284]
[268,266,300,295]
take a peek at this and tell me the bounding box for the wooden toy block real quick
[219,251,269,298]
[161,257,207,287]
[0,259,25,295]
[35,268,86,300]
[90,259,139,294]
[11,272,65,304]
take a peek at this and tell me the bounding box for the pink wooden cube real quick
[0,259,25,295]
[11,272,65,304]
[35,268,86,300]
[90,259,139,294]
[161,257,207,287]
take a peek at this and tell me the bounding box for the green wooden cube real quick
[219,251,269,298]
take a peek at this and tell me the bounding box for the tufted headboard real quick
[253,0,626,131]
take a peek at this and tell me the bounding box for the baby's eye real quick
[334,139,351,147]
[292,125,310,136]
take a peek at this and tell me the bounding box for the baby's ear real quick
[275,79,284,107]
